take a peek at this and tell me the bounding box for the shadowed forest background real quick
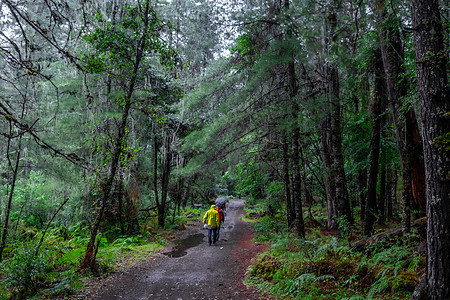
[0,0,448,299]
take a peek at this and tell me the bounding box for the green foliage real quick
[266,181,284,214]
[234,160,268,203]
[253,215,288,242]
[82,3,175,78]
[337,215,353,245]
[231,34,253,56]
[1,244,51,298]
[246,215,424,299]
[47,269,82,297]
[111,236,144,250]
[230,33,257,67]
[0,208,180,299]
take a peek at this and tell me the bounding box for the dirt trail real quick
[85,199,267,300]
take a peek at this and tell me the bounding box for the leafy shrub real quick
[254,215,287,242]
[2,245,51,298]
[266,181,283,214]
[45,269,82,297]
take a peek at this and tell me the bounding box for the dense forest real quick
[0,0,448,299]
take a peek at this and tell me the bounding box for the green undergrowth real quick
[0,207,202,299]
[245,213,425,299]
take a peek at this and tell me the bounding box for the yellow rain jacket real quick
[203,205,220,228]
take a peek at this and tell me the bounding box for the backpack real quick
[217,207,225,223]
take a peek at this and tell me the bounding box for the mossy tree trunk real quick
[411,0,450,297]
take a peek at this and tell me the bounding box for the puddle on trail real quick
[163,233,205,258]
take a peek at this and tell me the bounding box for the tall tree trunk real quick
[0,136,21,262]
[357,169,367,222]
[80,2,153,272]
[326,10,353,228]
[288,59,305,238]
[81,96,133,272]
[282,0,304,236]
[291,127,305,238]
[153,126,160,214]
[375,0,426,223]
[282,134,294,228]
[365,49,385,236]
[158,131,172,228]
[321,115,337,229]
[329,67,352,226]
[411,0,450,297]
[378,163,386,224]
[386,163,394,221]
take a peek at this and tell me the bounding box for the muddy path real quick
[85,199,268,300]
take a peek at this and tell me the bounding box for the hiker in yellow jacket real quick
[203,205,220,246]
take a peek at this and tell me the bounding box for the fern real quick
[297,273,335,287]
[367,277,390,298]
[342,296,366,300]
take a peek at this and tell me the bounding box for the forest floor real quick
[74,200,269,300]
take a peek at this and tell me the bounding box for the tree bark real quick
[291,127,305,238]
[357,169,367,222]
[81,96,133,273]
[153,125,160,215]
[385,164,394,221]
[365,49,385,236]
[326,10,353,228]
[0,135,21,262]
[321,115,337,230]
[411,0,450,298]
[282,134,294,228]
[158,131,172,228]
[288,58,305,238]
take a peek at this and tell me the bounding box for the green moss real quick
[432,132,450,152]
[249,255,281,280]
[392,271,418,292]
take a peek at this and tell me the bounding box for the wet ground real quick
[84,200,268,300]
[162,233,206,258]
